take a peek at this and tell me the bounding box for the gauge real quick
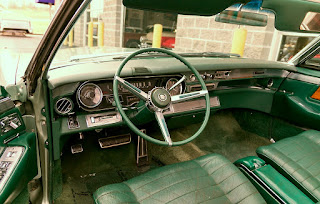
[165,78,183,96]
[77,83,103,108]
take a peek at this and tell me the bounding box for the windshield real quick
[51,0,320,67]
[1,0,319,71]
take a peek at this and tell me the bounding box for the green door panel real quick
[0,132,38,204]
[272,78,320,129]
[297,67,320,78]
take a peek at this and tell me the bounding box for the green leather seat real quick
[93,154,266,204]
[257,130,320,202]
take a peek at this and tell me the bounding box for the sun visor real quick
[123,0,250,16]
[262,0,320,33]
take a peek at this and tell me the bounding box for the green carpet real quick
[54,110,272,203]
[148,110,271,164]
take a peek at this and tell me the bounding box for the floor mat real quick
[54,134,161,204]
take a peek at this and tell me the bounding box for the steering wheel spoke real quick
[154,111,172,146]
[169,75,186,92]
[171,90,208,104]
[115,76,148,101]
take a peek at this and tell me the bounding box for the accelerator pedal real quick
[98,133,131,148]
[137,129,149,167]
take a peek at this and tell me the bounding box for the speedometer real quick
[165,78,183,96]
[77,83,103,108]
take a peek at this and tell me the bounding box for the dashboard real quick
[48,56,297,159]
[51,67,289,129]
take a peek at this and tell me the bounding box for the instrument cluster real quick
[74,75,185,112]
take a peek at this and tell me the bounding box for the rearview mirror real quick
[215,10,268,27]
[300,12,320,32]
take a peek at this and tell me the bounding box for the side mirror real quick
[215,10,268,27]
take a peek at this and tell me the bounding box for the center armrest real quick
[235,156,314,204]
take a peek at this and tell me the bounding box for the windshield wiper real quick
[112,52,169,60]
[70,51,134,62]
[179,52,240,58]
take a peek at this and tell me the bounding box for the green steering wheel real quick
[113,48,210,146]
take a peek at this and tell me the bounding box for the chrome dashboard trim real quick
[287,73,320,85]
[164,96,220,115]
[86,112,122,128]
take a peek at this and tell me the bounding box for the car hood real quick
[0,50,33,87]
[51,46,138,68]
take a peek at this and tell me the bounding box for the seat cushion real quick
[93,154,265,204]
[257,130,320,202]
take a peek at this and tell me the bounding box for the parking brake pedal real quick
[137,129,148,167]
[71,144,83,154]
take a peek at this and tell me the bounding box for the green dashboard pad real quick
[123,0,249,16]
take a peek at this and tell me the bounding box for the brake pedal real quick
[71,144,83,154]
[98,133,131,148]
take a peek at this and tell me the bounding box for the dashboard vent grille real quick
[55,98,73,115]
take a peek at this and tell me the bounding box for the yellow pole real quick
[63,36,68,46]
[231,27,247,57]
[152,24,163,48]
[68,28,73,47]
[98,22,104,47]
[88,22,93,47]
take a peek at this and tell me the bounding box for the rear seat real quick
[256,130,320,202]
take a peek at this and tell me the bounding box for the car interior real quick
[0,0,320,203]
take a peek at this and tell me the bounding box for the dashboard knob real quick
[189,74,196,81]
[9,121,18,129]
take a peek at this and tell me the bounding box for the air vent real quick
[55,98,73,115]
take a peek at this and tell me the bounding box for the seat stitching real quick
[258,152,318,200]
[196,182,257,204]
[137,161,235,203]
[304,155,320,170]
[132,160,230,192]
[166,171,246,204]
[123,181,140,203]
[270,144,318,180]
[96,190,137,201]
[137,173,215,202]
[129,165,200,191]
[235,191,261,204]
[193,159,233,204]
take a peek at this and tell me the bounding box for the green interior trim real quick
[254,165,314,204]
[0,132,38,204]
[238,167,279,204]
[235,156,265,171]
[272,78,320,130]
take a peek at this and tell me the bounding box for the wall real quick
[174,13,275,60]
[101,0,123,47]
